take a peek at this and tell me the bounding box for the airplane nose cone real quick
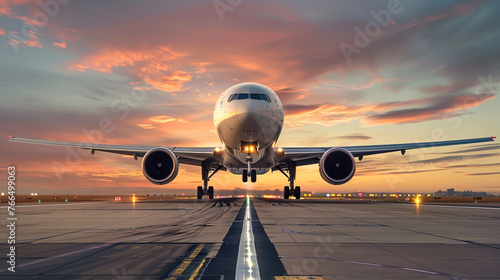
[236,101,263,124]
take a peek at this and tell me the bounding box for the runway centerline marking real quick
[235,195,261,280]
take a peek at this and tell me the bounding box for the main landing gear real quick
[277,162,301,199]
[197,161,222,199]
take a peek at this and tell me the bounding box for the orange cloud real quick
[284,92,495,128]
[141,63,192,93]
[0,27,5,36]
[90,170,142,178]
[53,40,66,49]
[69,46,192,92]
[4,29,43,50]
[22,30,42,49]
[136,123,155,130]
[284,102,397,128]
[0,0,34,6]
[0,0,37,25]
[136,115,188,130]
[150,115,187,124]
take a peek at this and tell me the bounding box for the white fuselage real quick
[213,82,284,174]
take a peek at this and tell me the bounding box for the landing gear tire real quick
[208,186,214,199]
[294,186,301,199]
[251,170,257,183]
[284,186,290,199]
[197,186,203,199]
[242,169,248,182]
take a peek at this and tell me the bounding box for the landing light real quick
[243,145,257,154]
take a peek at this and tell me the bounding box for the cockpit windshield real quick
[228,93,271,103]
[237,93,249,100]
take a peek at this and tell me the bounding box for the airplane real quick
[9,82,496,199]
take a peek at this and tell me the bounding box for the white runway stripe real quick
[235,195,260,280]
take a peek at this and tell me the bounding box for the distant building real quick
[447,188,455,197]
[434,188,493,197]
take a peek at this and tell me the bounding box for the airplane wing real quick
[9,136,496,168]
[281,136,496,167]
[8,136,216,166]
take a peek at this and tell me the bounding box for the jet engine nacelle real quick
[142,147,179,185]
[319,148,356,185]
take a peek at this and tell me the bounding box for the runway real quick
[1,199,499,279]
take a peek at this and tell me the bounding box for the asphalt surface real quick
[257,199,500,280]
[1,198,499,279]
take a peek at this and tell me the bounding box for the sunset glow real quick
[1,0,499,195]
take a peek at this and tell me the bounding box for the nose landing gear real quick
[242,157,257,183]
[242,169,257,183]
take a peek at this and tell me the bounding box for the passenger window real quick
[250,94,262,100]
[237,93,249,100]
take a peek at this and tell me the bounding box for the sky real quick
[1,0,499,195]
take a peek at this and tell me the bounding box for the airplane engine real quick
[319,148,356,185]
[142,147,179,185]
